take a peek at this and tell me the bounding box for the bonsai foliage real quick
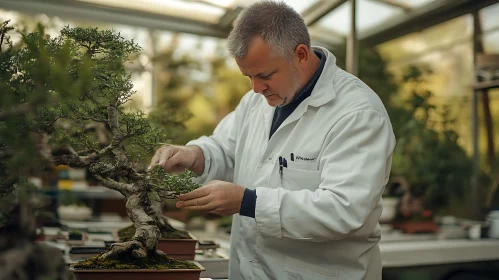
[0,20,87,279]
[390,65,471,209]
[0,20,92,198]
[1,21,199,269]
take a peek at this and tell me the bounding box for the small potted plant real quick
[380,177,407,224]
[68,229,86,245]
[36,227,46,241]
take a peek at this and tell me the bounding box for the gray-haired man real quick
[151,1,395,279]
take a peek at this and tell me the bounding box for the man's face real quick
[235,37,303,107]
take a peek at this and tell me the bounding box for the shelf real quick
[41,186,124,199]
[473,80,499,90]
[380,239,499,267]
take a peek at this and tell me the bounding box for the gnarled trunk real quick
[149,200,190,239]
[101,191,163,260]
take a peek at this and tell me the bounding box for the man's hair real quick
[227,0,311,59]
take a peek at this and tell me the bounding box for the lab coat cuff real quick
[255,187,282,238]
[185,140,211,184]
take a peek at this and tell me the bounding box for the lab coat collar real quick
[307,46,337,107]
[262,46,338,137]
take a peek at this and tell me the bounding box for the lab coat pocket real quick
[282,167,321,191]
[239,257,265,280]
[285,256,339,280]
[287,160,318,171]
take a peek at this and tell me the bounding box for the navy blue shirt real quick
[239,50,326,218]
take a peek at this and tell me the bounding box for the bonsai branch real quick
[108,105,123,138]
[52,146,101,167]
[94,175,136,194]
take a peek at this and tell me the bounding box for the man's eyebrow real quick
[244,69,278,77]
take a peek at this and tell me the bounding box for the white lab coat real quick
[187,47,396,280]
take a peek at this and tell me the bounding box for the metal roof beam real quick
[0,0,230,38]
[360,0,499,45]
[217,6,243,30]
[302,0,348,26]
[368,0,412,12]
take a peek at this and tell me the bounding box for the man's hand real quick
[150,145,204,175]
[176,180,245,216]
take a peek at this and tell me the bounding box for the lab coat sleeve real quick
[185,112,237,184]
[185,93,249,184]
[255,109,396,241]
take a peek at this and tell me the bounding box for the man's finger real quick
[177,186,210,201]
[158,147,173,167]
[163,151,183,171]
[182,202,217,212]
[149,150,161,166]
[176,195,211,208]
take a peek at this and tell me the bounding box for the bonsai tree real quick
[0,21,199,270]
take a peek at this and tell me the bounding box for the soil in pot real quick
[73,251,198,270]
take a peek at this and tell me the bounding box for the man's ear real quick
[294,44,309,65]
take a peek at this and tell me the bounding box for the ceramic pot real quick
[156,237,197,260]
[113,231,197,260]
[71,262,205,280]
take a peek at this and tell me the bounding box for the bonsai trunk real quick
[101,191,163,260]
[149,200,190,239]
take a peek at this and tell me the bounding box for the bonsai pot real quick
[71,262,205,280]
[156,234,197,260]
[67,231,87,246]
[393,221,439,234]
[69,232,83,241]
[113,231,197,260]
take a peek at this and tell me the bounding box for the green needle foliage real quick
[0,20,93,198]
[1,21,199,230]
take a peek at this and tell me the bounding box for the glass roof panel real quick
[316,0,403,35]
[480,2,499,32]
[315,2,350,35]
[233,0,317,12]
[77,0,227,23]
[393,0,436,8]
[358,0,404,31]
[274,0,318,13]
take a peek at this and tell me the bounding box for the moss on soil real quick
[117,224,191,241]
[73,252,198,270]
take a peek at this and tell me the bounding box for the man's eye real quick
[262,73,273,80]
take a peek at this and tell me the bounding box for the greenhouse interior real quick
[1,0,499,279]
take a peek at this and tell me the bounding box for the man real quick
[150,1,396,279]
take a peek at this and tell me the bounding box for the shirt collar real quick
[283,50,326,107]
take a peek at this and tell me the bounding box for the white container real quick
[468,224,481,240]
[58,205,92,221]
[68,168,86,180]
[204,220,219,236]
[488,210,499,239]
[380,197,399,223]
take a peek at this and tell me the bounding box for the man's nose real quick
[251,78,268,94]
